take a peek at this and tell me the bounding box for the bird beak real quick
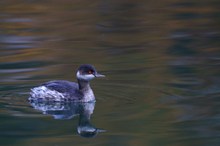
[94,73,105,78]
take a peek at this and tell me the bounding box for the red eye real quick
[88,70,93,74]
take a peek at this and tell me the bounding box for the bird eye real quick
[88,70,93,74]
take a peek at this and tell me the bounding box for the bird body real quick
[29,64,105,102]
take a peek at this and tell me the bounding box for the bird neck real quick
[77,79,95,102]
[78,79,91,90]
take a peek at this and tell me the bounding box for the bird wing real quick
[42,80,78,93]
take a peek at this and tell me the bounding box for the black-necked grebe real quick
[29,64,105,102]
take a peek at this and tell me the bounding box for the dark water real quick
[0,0,220,146]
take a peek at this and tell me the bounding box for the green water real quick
[0,0,220,146]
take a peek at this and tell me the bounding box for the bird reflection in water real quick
[29,100,106,138]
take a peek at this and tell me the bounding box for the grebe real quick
[29,64,105,102]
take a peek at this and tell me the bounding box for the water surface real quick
[0,0,220,146]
